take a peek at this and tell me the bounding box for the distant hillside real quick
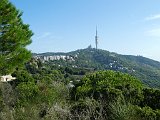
[33,47,160,88]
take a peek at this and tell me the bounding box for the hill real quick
[33,47,160,88]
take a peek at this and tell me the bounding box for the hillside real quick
[33,47,160,88]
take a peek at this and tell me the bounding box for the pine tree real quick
[0,0,33,75]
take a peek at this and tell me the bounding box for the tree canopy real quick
[0,0,33,75]
[77,70,143,101]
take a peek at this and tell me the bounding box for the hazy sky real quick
[11,0,160,61]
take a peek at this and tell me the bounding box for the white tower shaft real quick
[95,27,98,49]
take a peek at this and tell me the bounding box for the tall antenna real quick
[95,26,98,49]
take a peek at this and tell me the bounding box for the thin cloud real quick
[146,28,160,37]
[145,14,160,21]
[35,32,51,40]
[33,32,63,41]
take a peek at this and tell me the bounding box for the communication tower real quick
[95,27,98,49]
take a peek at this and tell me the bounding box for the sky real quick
[10,0,160,61]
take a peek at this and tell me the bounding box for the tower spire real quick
[95,26,98,49]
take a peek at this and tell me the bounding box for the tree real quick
[76,70,143,104]
[0,0,33,75]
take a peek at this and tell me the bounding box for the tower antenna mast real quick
[95,26,98,49]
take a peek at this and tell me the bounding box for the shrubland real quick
[1,0,160,119]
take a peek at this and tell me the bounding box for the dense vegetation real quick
[35,47,160,88]
[1,0,160,119]
[1,60,160,119]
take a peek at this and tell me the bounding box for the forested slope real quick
[34,47,160,88]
